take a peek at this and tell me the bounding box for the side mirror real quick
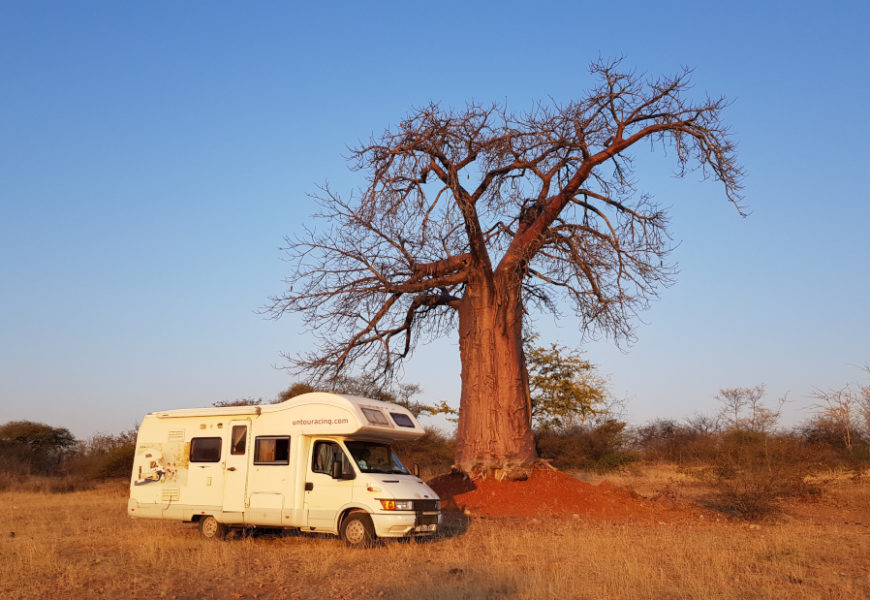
[332,459,355,480]
[414,463,421,477]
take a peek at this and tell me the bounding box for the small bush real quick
[536,420,636,473]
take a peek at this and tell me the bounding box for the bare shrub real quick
[392,428,455,477]
[632,419,720,465]
[63,429,138,480]
[536,420,636,472]
[796,419,867,465]
[701,431,820,520]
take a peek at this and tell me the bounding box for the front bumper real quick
[371,511,441,538]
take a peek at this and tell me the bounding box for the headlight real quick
[379,499,414,511]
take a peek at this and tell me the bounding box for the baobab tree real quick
[268,60,743,478]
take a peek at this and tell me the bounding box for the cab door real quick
[223,420,250,513]
[304,440,355,532]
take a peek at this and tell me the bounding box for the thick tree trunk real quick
[455,274,537,479]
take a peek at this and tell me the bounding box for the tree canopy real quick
[526,336,608,428]
[0,420,75,451]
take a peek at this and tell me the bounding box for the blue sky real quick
[1,1,868,439]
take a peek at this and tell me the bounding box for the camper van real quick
[128,392,440,547]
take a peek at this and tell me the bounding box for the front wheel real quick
[199,515,227,540]
[340,512,375,548]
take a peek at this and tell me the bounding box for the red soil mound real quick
[428,466,666,521]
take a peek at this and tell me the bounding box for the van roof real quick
[150,392,403,418]
[149,392,426,440]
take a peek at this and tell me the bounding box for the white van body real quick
[128,393,440,544]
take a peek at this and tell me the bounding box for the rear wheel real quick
[199,515,227,540]
[340,512,374,548]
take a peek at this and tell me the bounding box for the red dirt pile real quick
[428,466,667,521]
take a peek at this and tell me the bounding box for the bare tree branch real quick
[268,60,743,384]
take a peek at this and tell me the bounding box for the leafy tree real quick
[0,421,76,475]
[0,420,75,450]
[278,382,315,401]
[269,60,743,477]
[525,336,607,428]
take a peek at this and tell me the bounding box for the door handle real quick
[305,482,314,491]
[227,467,237,471]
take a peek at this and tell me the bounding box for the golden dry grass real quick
[2,470,868,600]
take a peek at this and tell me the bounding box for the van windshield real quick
[345,441,408,475]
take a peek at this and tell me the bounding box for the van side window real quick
[190,437,222,462]
[390,412,415,428]
[231,425,247,455]
[254,436,290,465]
[312,441,353,475]
[361,407,390,426]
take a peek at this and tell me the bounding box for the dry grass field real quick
[2,466,868,600]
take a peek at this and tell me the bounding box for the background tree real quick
[278,382,315,401]
[212,397,266,407]
[716,385,784,433]
[212,378,451,418]
[0,421,76,475]
[811,386,860,454]
[525,335,607,428]
[291,376,452,419]
[269,60,743,477]
[716,387,754,430]
[858,366,870,449]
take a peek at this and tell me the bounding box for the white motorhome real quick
[128,393,440,547]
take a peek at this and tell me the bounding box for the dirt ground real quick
[430,464,698,521]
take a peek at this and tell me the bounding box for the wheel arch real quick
[337,505,372,532]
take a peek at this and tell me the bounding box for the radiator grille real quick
[413,499,439,512]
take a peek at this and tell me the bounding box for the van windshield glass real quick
[345,441,408,475]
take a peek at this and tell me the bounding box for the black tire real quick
[199,515,228,540]
[340,512,375,548]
